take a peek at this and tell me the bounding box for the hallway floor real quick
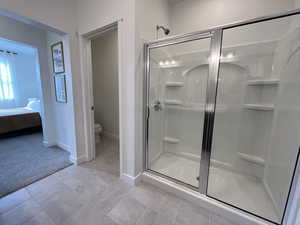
[0,137,243,225]
[151,152,279,222]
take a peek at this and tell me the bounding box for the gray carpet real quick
[0,132,72,198]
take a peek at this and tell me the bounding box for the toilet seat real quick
[94,123,102,133]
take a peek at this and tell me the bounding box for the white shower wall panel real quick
[264,26,300,214]
[164,108,204,157]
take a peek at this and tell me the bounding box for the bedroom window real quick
[0,60,14,100]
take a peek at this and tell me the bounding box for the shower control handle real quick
[152,100,163,111]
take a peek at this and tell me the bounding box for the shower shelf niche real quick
[244,104,274,111]
[163,137,180,144]
[238,152,265,166]
[165,82,184,87]
[247,79,279,86]
[165,104,227,112]
[165,100,183,105]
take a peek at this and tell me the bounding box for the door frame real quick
[143,8,300,225]
[79,21,122,173]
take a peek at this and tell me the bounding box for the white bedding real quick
[0,107,37,117]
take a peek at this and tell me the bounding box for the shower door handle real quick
[152,100,163,111]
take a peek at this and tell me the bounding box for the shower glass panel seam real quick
[199,29,223,194]
[143,42,150,171]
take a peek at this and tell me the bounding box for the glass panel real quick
[207,14,300,223]
[148,38,211,187]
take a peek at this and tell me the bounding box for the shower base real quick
[150,152,279,222]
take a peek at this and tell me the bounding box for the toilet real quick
[94,123,103,143]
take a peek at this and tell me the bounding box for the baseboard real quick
[263,179,281,217]
[56,141,71,152]
[121,173,142,185]
[43,140,71,153]
[142,172,271,225]
[43,140,56,147]
[69,154,88,165]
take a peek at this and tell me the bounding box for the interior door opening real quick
[90,27,120,176]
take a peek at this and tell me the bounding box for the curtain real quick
[0,51,17,109]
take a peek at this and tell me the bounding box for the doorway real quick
[90,27,120,176]
[144,12,300,225]
[0,36,72,198]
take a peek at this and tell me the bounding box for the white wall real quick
[91,29,119,138]
[46,31,75,153]
[170,0,295,35]
[136,0,171,40]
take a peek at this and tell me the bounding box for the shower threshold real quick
[150,152,279,222]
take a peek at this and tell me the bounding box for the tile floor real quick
[151,152,279,222]
[0,137,241,225]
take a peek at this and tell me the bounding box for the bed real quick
[0,100,42,136]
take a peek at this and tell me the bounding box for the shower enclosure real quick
[144,10,300,225]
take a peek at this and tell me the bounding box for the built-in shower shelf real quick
[165,100,183,105]
[163,137,180,144]
[238,152,265,166]
[244,104,274,111]
[165,82,184,87]
[165,104,227,112]
[247,79,280,86]
[160,64,182,69]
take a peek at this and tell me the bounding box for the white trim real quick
[43,140,56,147]
[121,173,142,185]
[79,36,95,162]
[142,172,273,225]
[43,140,71,153]
[56,141,71,152]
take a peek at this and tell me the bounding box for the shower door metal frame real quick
[143,7,300,225]
[144,29,222,192]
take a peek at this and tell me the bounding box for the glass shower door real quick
[207,14,300,224]
[146,35,212,188]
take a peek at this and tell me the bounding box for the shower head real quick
[156,25,170,35]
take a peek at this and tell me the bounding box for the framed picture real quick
[54,74,67,103]
[51,41,65,74]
